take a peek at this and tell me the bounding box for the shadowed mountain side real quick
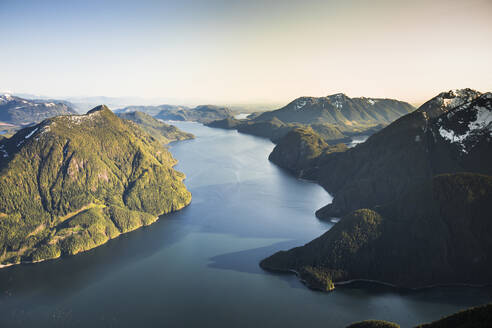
[261,173,492,290]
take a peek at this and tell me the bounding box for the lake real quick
[0,122,490,327]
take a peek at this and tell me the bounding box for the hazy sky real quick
[1,0,491,104]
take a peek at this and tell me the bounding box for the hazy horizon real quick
[1,0,491,105]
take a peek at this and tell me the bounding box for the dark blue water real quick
[0,122,490,327]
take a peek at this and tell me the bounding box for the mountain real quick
[206,94,413,143]
[261,89,492,290]
[346,303,492,328]
[117,111,194,144]
[0,106,191,267]
[0,94,77,126]
[253,93,414,126]
[117,104,233,123]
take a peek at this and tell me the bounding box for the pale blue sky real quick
[1,0,491,104]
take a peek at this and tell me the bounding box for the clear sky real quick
[1,0,491,105]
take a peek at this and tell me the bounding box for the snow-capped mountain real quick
[409,88,492,155]
[433,92,492,154]
[0,94,77,126]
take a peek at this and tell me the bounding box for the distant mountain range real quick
[0,94,77,127]
[206,93,414,143]
[116,104,233,123]
[0,106,191,267]
[261,89,492,290]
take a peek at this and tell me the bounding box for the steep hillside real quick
[117,111,194,144]
[0,106,191,267]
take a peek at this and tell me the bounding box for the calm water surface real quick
[0,122,490,327]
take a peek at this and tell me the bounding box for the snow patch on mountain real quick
[470,106,492,131]
[438,103,492,153]
[24,127,39,139]
[295,100,307,110]
[0,94,13,103]
[332,94,345,110]
[441,89,482,110]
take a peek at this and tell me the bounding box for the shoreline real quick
[262,266,491,291]
[0,199,191,270]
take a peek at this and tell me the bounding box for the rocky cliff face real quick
[0,106,191,266]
